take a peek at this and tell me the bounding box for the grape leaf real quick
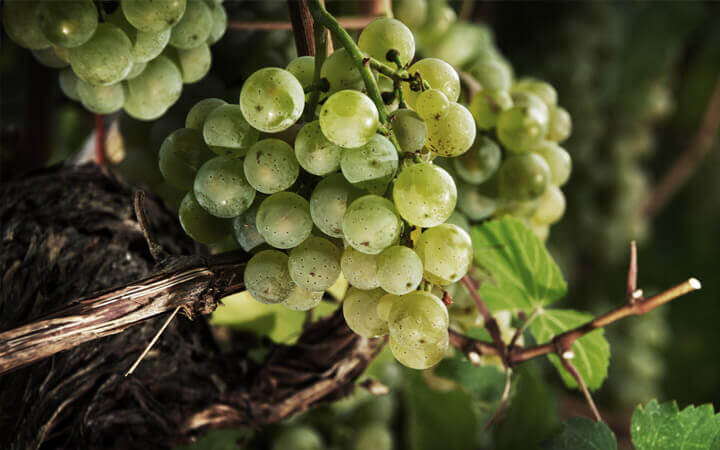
[529,309,610,391]
[471,217,567,313]
[544,417,617,450]
[631,399,720,450]
[434,352,507,403]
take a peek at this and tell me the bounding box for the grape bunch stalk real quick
[155,0,574,370]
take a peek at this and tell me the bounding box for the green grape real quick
[53,45,70,63]
[178,191,228,244]
[389,333,448,370]
[387,291,449,348]
[69,23,133,86]
[122,0,187,32]
[452,136,501,185]
[498,153,550,201]
[271,426,323,450]
[469,89,512,130]
[320,90,379,149]
[256,192,313,249]
[232,203,265,252]
[467,59,511,91]
[240,67,305,133]
[531,185,565,225]
[354,424,393,450]
[425,102,476,157]
[244,139,299,194]
[282,286,324,311]
[202,104,259,157]
[358,17,415,67]
[393,163,456,227]
[343,287,388,338]
[414,224,473,286]
[169,0,212,49]
[286,55,315,98]
[394,0,427,29]
[77,81,125,114]
[310,173,360,238]
[59,68,81,101]
[428,22,493,68]
[124,61,147,80]
[169,44,211,83]
[288,236,341,291]
[533,141,571,186]
[512,78,557,109]
[497,92,549,153]
[123,56,182,120]
[390,109,427,153]
[415,88,450,121]
[158,128,214,190]
[206,2,227,45]
[341,246,380,290]
[37,0,97,48]
[185,98,226,131]
[294,121,343,176]
[495,198,539,219]
[321,48,363,94]
[193,156,256,218]
[377,246,423,295]
[343,195,402,255]
[401,58,460,110]
[2,2,52,50]
[457,180,497,221]
[445,210,470,234]
[547,106,572,143]
[244,250,295,305]
[107,10,171,63]
[341,135,398,190]
[32,48,68,69]
[376,293,399,322]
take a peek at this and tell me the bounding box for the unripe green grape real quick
[467,59,512,91]
[77,80,125,114]
[401,58,460,110]
[376,293,399,322]
[393,163,456,227]
[202,104,259,157]
[320,90,379,148]
[414,224,473,286]
[394,0,428,29]
[286,55,315,99]
[343,195,402,255]
[358,17,415,67]
[206,2,227,45]
[452,136,502,185]
[425,102,476,157]
[232,203,265,252]
[445,210,470,234]
[169,0,212,49]
[244,250,295,305]
[38,0,97,48]
[341,246,380,290]
[178,191,229,244]
[415,88,450,121]
[294,121,342,176]
[271,427,323,450]
[469,89,513,130]
[59,68,81,101]
[377,246,423,295]
[341,135,398,190]
[122,0,187,32]
[547,106,572,143]
[107,10,171,63]
[389,333,448,370]
[256,192,313,249]
[168,44,211,83]
[158,128,214,190]
[497,92,549,153]
[532,185,565,225]
[282,286,324,311]
[457,180,497,221]
[512,78,557,109]
[69,24,133,86]
[240,67,305,133]
[288,236,341,291]
[193,156,256,218]
[32,48,68,69]
[388,291,449,348]
[310,173,361,238]
[2,2,52,50]
[186,98,226,131]
[354,424,393,450]
[124,61,147,80]
[243,139,299,194]
[390,109,427,153]
[533,141,571,186]
[321,48,363,94]
[498,153,550,202]
[495,198,540,219]
[343,287,389,338]
[123,56,183,120]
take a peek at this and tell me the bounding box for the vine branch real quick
[560,355,602,422]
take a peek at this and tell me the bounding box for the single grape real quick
[512,78,557,109]
[394,0,428,29]
[310,173,361,238]
[498,153,551,201]
[389,333,448,370]
[497,92,549,153]
[69,23,133,86]
[469,89,513,130]
[401,58,460,110]
[452,136,502,185]
[547,106,572,143]
[445,210,470,234]
[376,293,399,322]
[354,424,393,450]
[319,90,379,149]
[206,2,227,45]
[243,139,299,194]
[240,67,305,133]
[533,141,571,186]
[495,198,540,219]
[377,246,423,295]
[169,0,212,49]
[415,89,450,121]
[529,221,549,243]
[32,47,68,69]
[531,185,566,225]
[388,291,449,348]
[203,104,259,157]
[282,286,324,311]
[456,180,497,221]
[2,2,52,50]
[123,58,182,121]
[232,203,265,252]
[426,22,493,68]
[321,48,363,94]
[467,59,512,91]
[358,17,415,67]
[343,195,402,255]
[122,0,187,32]
[59,68,81,101]
[286,55,315,98]
[124,61,147,80]
[168,44,211,83]
[178,191,229,244]
[77,81,125,114]
[185,98,226,131]
[288,236,342,291]
[256,192,313,249]
[106,10,171,63]
[390,109,427,153]
[244,250,295,305]
[37,0,98,48]
[158,128,214,190]
[294,121,343,176]
[341,135,398,191]
[425,102,476,157]
[341,246,380,290]
[393,163,456,227]
[271,427,323,450]
[414,224,473,286]
[343,287,388,338]
[193,156,256,218]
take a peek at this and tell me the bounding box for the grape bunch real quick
[2,0,227,118]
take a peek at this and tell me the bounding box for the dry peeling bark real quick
[0,164,380,449]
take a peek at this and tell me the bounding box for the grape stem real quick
[303,20,329,122]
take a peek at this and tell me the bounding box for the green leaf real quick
[544,417,617,450]
[529,309,610,391]
[434,352,507,403]
[632,399,720,450]
[471,217,567,313]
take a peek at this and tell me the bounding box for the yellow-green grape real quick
[256,192,313,249]
[414,223,473,286]
[240,67,305,133]
[394,0,428,29]
[457,180,497,221]
[445,210,470,234]
[390,109,427,153]
[288,236,341,291]
[232,203,265,252]
[512,78,557,110]
[354,424,393,450]
[158,128,214,190]
[445,281,481,330]
[321,48,363,94]
[467,59,512,91]
[401,58,460,110]
[69,23,133,86]
[122,0,187,32]
[310,173,361,238]
[124,61,147,80]
[389,333,448,370]
[498,153,551,202]
[2,1,52,50]
[271,426,324,450]
[282,286,324,311]
[533,141,571,186]
[193,156,256,218]
[388,291,449,348]
[243,139,299,194]
[376,293,399,321]
[185,98,226,131]
[107,10,171,63]
[343,287,388,338]
[244,250,295,305]
[528,221,549,243]
[206,2,227,45]
[425,102,476,157]
[469,89,513,130]
[343,195,402,255]
[76,80,125,114]
[341,135,398,191]
[123,56,183,120]
[59,68,81,101]
[393,162,456,227]
[415,88,450,121]
[286,55,315,99]
[169,44,211,83]
[320,90,379,148]
[203,104,259,157]
[169,0,212,49]
[178,191,228,244]
[358,17,415,67]
[452,136,502,185]
[294,121,343,176]
[341,246,380,290]
[377,246,423,295]
[547,106,572,143]
[497,92,549,153]
[495,198,540,219]
[428,22,493,68]
[37,0,97,48]
[32,48,68,69]
[531,185,566,225]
